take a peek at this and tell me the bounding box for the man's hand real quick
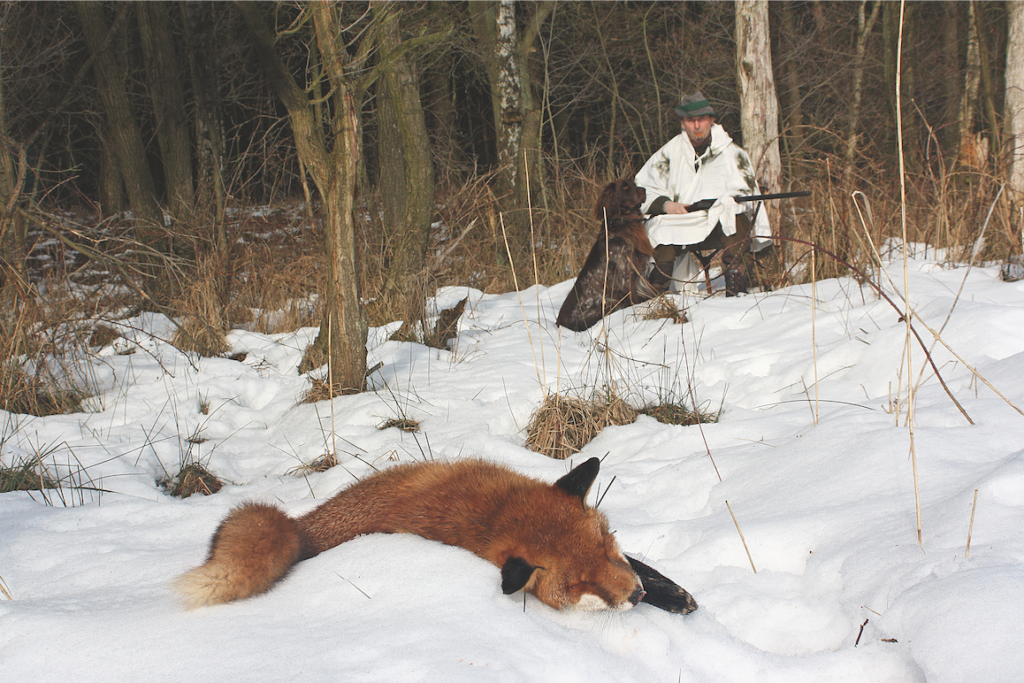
[663,201,689,214]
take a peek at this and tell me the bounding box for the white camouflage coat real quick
[635,123,771,249]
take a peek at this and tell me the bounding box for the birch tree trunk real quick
[470,0,552,264]
[1005,0,1024,201]
[735,0,782,222]
[495,0,522,204]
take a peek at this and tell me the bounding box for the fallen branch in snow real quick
[855,618,869,646]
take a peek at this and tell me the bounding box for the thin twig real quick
[0,573,12,600]
[335,572,371,599]
[725,500,756,574]
[895,0,922,546]
[811,247,819,424]
[966,488,979,559]
[595,475,616,509]
[855,618,869,646]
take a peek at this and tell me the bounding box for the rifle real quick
[683,191,810,213]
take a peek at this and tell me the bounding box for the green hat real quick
[673,91,715,118]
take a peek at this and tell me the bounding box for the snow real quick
[3,254,1024,682]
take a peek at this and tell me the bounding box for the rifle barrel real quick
[735,191,811,202]
[682,191,810,212]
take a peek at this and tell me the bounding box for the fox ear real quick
[501,557,539,594]
[555,457,600,505]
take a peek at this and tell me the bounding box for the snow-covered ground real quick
[2,253,1023,682]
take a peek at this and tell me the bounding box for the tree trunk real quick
[467,0,553,265]
[882,1,919,168]
[735,0,782,223]
[939,3,964,158]
[0,60,26,305]
[422,54,466,180]
[778,1,805,159]
[959,2,986,170]
[137,1,193,226]
[181,0,229,285]
[1005,0,1024,201]
[842,0,882,187]
[469,0,537,264]
[374,7,435,319]
[98,130,125,218]
[973,1,1002,172]
[75,1,167,293]
[517,1,552,214]
[239,1,367,393]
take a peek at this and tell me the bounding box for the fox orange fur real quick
[176,457,697,614]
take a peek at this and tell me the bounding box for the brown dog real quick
[556,179,660,332]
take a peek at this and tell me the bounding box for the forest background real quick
[1,0,1023,411]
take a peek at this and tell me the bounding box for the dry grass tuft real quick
[164,462,223,498]
[0,364,84,416]
[170,317,230,357]
[300,376,362,403]
[636,294,687,325]
[0,454,60,493]
[169,256,231,357]
[526,391,638,460]
[87,324,121,349]
[0,282,95,416]
[638,400,718,426]
[379,417,420,433]
[286,451,339,475]
[230,249,321,334]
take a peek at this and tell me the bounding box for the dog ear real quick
[595,181,618,220]
[501,557,539,594]
[555,456,600,505]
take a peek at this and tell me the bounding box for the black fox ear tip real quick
[626,555,698,615]
[554,457,601,503]
[501,556,538,595]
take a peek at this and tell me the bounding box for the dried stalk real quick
[726,500,757,574]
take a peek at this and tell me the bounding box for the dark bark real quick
[238,1,367,393]
[75,1,167,294]
[181,1,228,258]
[375,7,435,319]
[137,1,193,225]
[0,71,26,302]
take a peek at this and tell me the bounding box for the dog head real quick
[595,179,646,220]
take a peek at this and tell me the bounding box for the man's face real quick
[681,115,713,146]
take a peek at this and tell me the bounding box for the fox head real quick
[499,457,645,611]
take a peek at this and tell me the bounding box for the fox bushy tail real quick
[175,503,309,609]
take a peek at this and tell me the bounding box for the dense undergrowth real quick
[0,159,1020,493]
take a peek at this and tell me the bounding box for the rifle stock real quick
[683,191,810,213]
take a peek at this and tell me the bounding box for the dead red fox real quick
[176,457,696,614]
